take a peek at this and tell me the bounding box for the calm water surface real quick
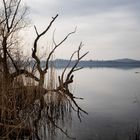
[57,68,140,140]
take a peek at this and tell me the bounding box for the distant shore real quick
[39,58,140,69]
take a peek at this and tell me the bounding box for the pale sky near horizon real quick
[23,0,140,60]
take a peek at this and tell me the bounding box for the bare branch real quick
[73,67,83,72]
[0,18,6,25]
[11,69,40,82]
[44,28,76,72]
[31,61,37,73]
[6,49,18,71]
[66,43,89,82]
[60,50,77,85]
[51,43,89,122]
[53,27,77,47]
[2,0,9,32]
[32,14,58,74]
[9,0,21,29]
[8,6,28,37]
[34,25,39,36]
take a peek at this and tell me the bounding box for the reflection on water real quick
[57,68,140,140]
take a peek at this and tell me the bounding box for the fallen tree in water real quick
[0,0,88,139]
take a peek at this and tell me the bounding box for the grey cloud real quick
[28,0,140,17]
[26,0,140,27]
[23,0,140,60]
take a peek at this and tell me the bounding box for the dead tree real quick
[0,0,88,139]
[32,17,88,140]
[0,0,40,86]
[0,0,26,83]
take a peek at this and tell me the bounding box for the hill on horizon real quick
[54,58,140,62]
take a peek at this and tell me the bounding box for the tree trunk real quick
[39,73,45,87]
[2,37,10,85]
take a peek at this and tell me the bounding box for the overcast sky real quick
[24,0,140,60]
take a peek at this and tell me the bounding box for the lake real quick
[56,68,140,140]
